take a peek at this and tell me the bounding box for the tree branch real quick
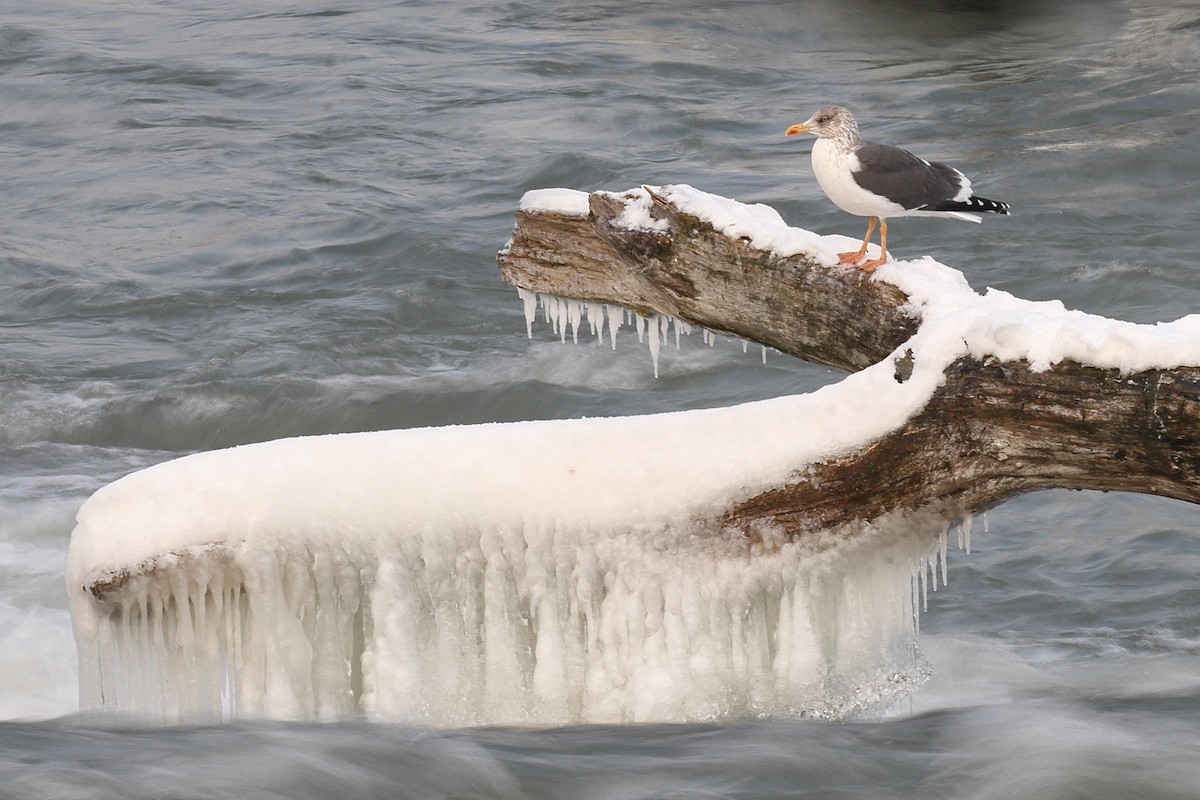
[727,358,1200,535]
[499,188,917,371]
[498,186,1200,533]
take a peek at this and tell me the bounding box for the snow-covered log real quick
[498,185,1200,534]
[65,184,1200,726]
[67,393,950,724]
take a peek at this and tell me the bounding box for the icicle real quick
[547,295,559,340]
[761,345,767,364]
[939,525,948,588]
[518,288,537,339]
[647,315,662,378]
[742,339,748,354]
[605,304,621,350]
[674,318,692,349]
[556,298,568,343]
[542,295,564,341]
[919,556,928,611]
[586,303,604,343]
[658,314,670,345]
[911,569,921,636]
[566,299,583,344]
[635,314,647,344]
[962,514,973,554]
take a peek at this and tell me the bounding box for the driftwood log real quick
[498,188,1200,536]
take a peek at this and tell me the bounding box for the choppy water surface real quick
[3,0,1200,797]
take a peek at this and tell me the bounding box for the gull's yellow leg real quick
[838,216,877,265]
[859,219,889,272]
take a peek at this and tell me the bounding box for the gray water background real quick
[3,0,1200,797]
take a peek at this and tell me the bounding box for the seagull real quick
[785,105,1009,272]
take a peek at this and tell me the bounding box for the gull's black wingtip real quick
[935,196,1011,216]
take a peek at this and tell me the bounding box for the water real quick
[3,0,1200,795]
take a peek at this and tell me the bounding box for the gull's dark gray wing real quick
[851,141,967,211]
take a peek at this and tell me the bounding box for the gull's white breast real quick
[810,138,905,218]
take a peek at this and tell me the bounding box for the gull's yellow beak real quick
[785,123,811,137]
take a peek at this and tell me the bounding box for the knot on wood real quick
[893,349,915,383]
[602,225,675,265]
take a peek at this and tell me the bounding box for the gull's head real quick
[785,105,858,141]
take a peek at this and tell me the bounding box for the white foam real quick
[0,604,77,719]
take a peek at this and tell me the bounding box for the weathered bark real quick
[498,189,1200,534]
[727,359,1200,535]
[500,189,917,372]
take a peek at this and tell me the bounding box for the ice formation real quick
[68,369,953,724]
[68,184,1200,726]
[516,286,730,377]
[71,503,952,725]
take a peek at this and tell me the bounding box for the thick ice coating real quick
[67,360,947,723]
